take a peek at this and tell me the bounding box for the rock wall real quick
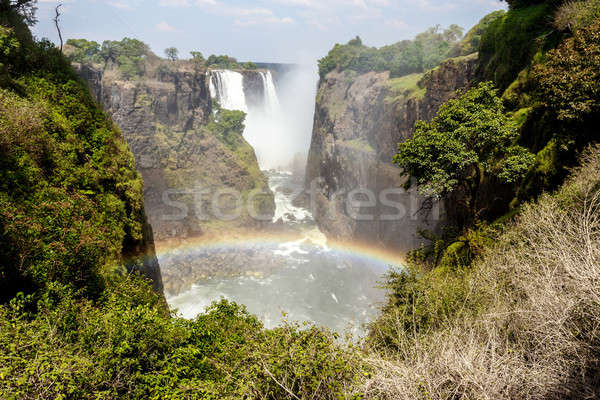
[304,54,479,252]
[75,63,275,244]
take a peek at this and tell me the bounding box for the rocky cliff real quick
[305,54,478,252]
[74,62,275,244]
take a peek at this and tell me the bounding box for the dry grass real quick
[554,0,600,32]
[363,146,600,399]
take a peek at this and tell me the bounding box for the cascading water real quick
[208,69,285,169]
[208,70,248,112]
[166,67,390,336]
[260,71,281,114]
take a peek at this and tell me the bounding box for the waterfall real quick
[260,71,281,114]
[208,70,248,112]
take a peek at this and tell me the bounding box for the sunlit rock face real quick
[305,55,479,252]
[74,62,276,242]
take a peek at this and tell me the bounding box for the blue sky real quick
[33,0,506,64]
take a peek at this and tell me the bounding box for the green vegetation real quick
[0,6,358,400]
[318,25,464,79]
[207,104,246,147]
[64,38,102,64]
[385,73,425,104]
[366,145,600,399]
[1,278,361,400]
[190,50,204,62]
[164,46,178,61]
[66,38,258,73]
[65,37,148,78]
[554,0,600,31]
[514,21,600,200]
[394,82,533,219]
[478,3,558,90]
[450,10,505,56]
[0,17,146,303]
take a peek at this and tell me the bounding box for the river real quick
[166,170,390,336]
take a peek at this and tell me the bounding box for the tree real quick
[190,50,204,62]
[53,3,62,51]
[164,46,178,61]
[1,0,38,25]
[394,82,534,217]
[65,39,101,63]
[532,22,600,122]
[348,35,363,46]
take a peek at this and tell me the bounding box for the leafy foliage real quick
[0,0,38,25]
[479,3,558,90]
[0,22,147,302]
[206,54,241,69]
[394,82,533,216]
[450,10,506,57]
[0,278,361,400]
[64,38,102,64]
[318,25,464,79]
[207,104,246,147]
[65,37,148,78]
[190,50,204,62]
[164,46,178,61]
[532,22,600,121]
[553,0,600,31]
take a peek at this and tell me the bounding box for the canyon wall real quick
[305,54,478,252]
[75,63,275,244]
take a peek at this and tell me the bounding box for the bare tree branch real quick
[53,4,63,52]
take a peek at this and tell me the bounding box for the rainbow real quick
[151,229,407,269]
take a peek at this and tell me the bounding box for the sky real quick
[32,0,506,64]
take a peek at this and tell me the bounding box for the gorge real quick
[73,48,408,333]
[4,0,600,397]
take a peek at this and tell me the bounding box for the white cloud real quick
[108,1,134,9]
[156,21,177,32]
[159,0,293,27]
[385,18,408,30]
[159,0,192,6]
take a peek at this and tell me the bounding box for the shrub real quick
[479,3,556,90]
[0,25,146,302]
[363,145,600,399]
[531,22,600,122]
[554,0,600,31]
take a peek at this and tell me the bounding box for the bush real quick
[0,278,362,400]
[532,22,600,122]
[554,0,600,31]
[0,23,146,302]
[450,10,506,57]
[479,3,557,90]
[363,145,600,399]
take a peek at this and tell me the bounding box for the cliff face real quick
[75,63,275,243]
[305,54,478,252]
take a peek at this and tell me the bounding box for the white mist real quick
[209,66,318,171]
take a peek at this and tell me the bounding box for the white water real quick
[260,71,281,114]
[208,67,316,170]
[167,70,389,336]
[166,171,388,335]
[209,69,248,112]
